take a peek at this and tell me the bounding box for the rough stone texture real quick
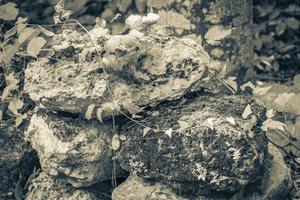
[24,13,223,118]
[102,0,253,75]
[0,125,39,200]
[112,175,184,200]
[112,144,291,200]
[25,109,124,188]
[117,95,268,195]
[25,172,102,200]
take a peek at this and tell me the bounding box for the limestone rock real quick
[117,95,268,194]
[24,14,222,119]
[25,172,101,200]
[112,144,291,200]
[112,175,185,200]
[25,109,123,188]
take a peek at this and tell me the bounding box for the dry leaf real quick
[242,104,252,119]
[85,104,95,120]
[27,37,46,57]
[111,134,120,151]
[96,108,103,123]
[266,109,276,119]
[240,81,256,91]
[253,85,272,96]
[226,116,235,125]
[165,128,173,138]
[143,127,151,137]
[0,2,19,21]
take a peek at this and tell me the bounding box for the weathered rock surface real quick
[24,13,222,118]
[0,125,39,200]
[25,172,101,200]
[25,109,124,188]
[112,144,291,200]
[117,95,268,194]
[112,175,184,200]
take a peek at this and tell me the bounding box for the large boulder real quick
[117,95,268,195]
[25,109,124,188]
[24,14,222,119]
[25,172,102,200]
[112,144,292,200]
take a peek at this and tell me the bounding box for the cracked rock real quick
[25,109,124,188]
[117,95,268,195]
[24,14,221,119]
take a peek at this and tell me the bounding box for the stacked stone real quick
[23,14,291,199]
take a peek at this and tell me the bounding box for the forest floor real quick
[0,0,300,199]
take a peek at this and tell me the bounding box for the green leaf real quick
[0,2,19,21]
[27,37,46,57]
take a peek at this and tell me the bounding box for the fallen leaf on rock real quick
[266,109,276,119]
[226,116,235,125]
[242,104,252,119]
[96,107,103,123]
[143,127,151,137]
[240,81,256,91]
[253,85,272,96]
[112,134,121,151]
[85,104,95,120]
[165,128,173,138]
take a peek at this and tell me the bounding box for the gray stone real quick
[112,175,185,200]
[112,144,292,200]
[25,109,124,188]
[24,14,222,119]
[117,95,268,194]
[25,172,101,200]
